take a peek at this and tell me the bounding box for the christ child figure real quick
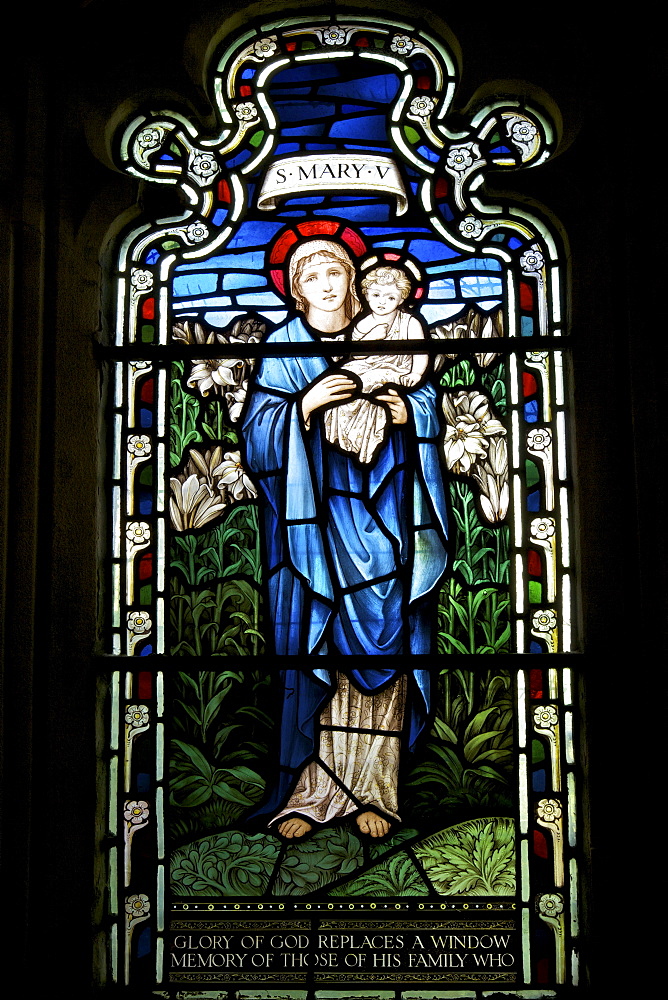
[323,266,429,464]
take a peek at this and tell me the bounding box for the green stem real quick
[467,590,475,655]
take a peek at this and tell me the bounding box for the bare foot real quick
[356,811,390,838]
[278,817,312,839]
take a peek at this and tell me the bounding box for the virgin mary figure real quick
[242,237,448,837]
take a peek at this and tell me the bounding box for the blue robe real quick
[243,316,448,654]
[242,317,448,819]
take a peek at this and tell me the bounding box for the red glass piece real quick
[270,229,298,263]
[239,85,252,97]
[537,958,549,984]
[533,829,548,858]
[355,37,369,47]
[528,549,541,576]
[435,177,448,198]
[341,227,366,256]
[140,379,154,403]
[141,297,155,320]
[417,75,431,90]
[414,287,424,299]
[384,252,401,261]
[218,179,231,203]
[523,372,537,397]
[139,553,153,580]
[520,280,534,311]
[529,668,543,699]
[138,672,152,700]
[298,220,339,237]
[270,269,285,294]
[286,41,296,51]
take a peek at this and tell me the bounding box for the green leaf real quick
[463,729,506,763]
[172,739,213,778]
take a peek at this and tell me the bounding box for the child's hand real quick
[360,323,389,340]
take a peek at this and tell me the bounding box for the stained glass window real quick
[103,12,580,997]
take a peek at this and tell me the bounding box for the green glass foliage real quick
[404,668,513,824]
[413,817,515,895]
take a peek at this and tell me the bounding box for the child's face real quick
[366,282,402,316]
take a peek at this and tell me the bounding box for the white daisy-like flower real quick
[527,350,548,362]
[530,516,555,540]
[124,800,150,825]
[137,128,162,150]
[130,269,153,292]
[253,37,277,59]
[537,798,562,823]
[410,95,435,119]
[125,893,150,918]
[527,427,552,452]
[511,119,538,144]
[131,360,151,371]
[534,704,558,729]
[390,34,414,55]
[126,521,150,545]
[191,153,218,179]
[127,611,152,634]
[234,102,258,122]
[538,893,563,918]
[532,609,557,633]
[127,434,151,458]
[446,145,474,171]
[459,216,483,239]
[186,222,209,244]
[216,451,258,501]
[125,704,149,727]
[521,248,544,272]
[322,26,346,46]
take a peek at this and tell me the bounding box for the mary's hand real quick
[375,388,408,425]
[301,373,357,425]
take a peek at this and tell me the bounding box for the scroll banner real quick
[258,153,408,215]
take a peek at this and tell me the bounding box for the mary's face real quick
[297,254,350,313]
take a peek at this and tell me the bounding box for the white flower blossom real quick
[538,893,563,918]
[124,800,150,825]
[137,128,162,150]
[170,474,227,531]
[410,95,435,119]
[190,153,218,179]
[534,704,558,729]
[216,450,258,501]
[527,427,551,452]
[532,609,557,633]
[234,102,258,122]
[459,216,483,240]
[125,893,150,918]
[131,268,153,292]
[125,704,149,727]
[531,516,555,540]
[188,358,246,397]
[131,360,151,371]
[443,415,489,474]
[537,798,562,823]
[511,119,538,144]
[127,434,151,458]
[322,26,346,46]
[446,145,474,171]
[127,611,152,634]
[253,37,277,59]
[186,222,209,244]
[527,350,548,362]
[390,34,414,55]
[520,248,544,272]
[126,521,150,545]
